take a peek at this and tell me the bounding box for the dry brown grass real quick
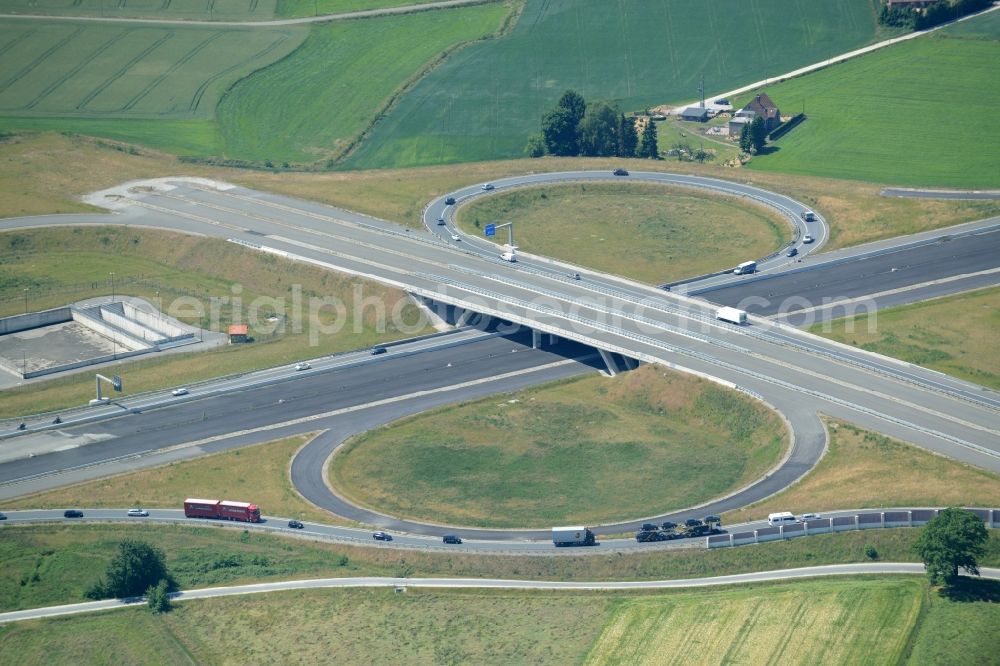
[0,433,350,525]
[725,418,1000,524]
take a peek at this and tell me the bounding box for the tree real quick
[739,123,753,154]
[638,118,659,159]
[86,539,173,599]
[913,507,988,586]
[541,107,579,156]
[618,114,638,157]
[578,101,620,157]
[749,116,767,154]
[146,578,172,614]
[556,89,586,127]
[524,133,546,158]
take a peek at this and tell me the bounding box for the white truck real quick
[733,260,756,275]
[500,244,517,263]
[716,306,748,326]
[552,526,596,547]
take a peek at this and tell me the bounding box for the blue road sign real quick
[484,224,496,237]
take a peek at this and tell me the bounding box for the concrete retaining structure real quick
[707,508,1000,549]
[0,307,72,335]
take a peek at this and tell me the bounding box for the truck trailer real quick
[184,498,261,523]
[552,526,597,547]
[716,306,748,326]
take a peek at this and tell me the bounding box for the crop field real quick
[330,366,786,528]
[454,182,785,283]
[0,20,306,155]
[0,0,278,20]
[217,2,509,162]
[585,578,922,665]
[275,0,443,19]
[343,0,883,169]
[748,11,1000,188]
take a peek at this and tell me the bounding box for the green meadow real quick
[748,10,1000,188]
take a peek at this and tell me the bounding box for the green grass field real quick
[812,286,1000,390]
[748,11,1000,188]
[454,182,785,283]
[330,366,786,528]
[343,0,883,169]
[0,0,279,20]
[275,0,443,19]
[5,577,991,665]
[0,226,430,417]
[216,3,509,162]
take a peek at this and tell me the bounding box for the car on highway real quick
[799,513,822,522]
[127,508,149,517]
[613,168,629,176]
[444,196,456,205]
[64,510,83,518]
[442,534,462,544]
[294,362,311,371]
[641,522,658,532]
[171,387,189,397]
[684,518,703,527]
[288,519,304,529]
[451,233,461,241]
[437,215,445,225]
[0,512,6,520]
[801,210,817,222]
[787,247,798,257]
[370,347,387,355]
[803,235,814,244]
[660,521,677,530]
[481,183,495,191]
[372,531,393,541]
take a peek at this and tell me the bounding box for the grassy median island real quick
[0,226,430,418]
[811,286,1000,391]
[453,182,786,283]
[329,366,786,528]
[726,418,1000,525]
[0,577,944,665]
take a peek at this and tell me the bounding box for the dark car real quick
[371,347,387,355]
[445,197,456,205]
[660,521,677,530]
[704,515,721,524]
[373,531,393,541]
[443,535,462,544]
[684,518,703,528]
[288,519,304,529]
[613,168,629,176]
[635,530,663,543]
[641,522,658,532]
[0,511,7,520]
[64,510,83,518]
[787,247,798,257]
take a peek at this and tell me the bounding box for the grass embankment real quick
[2,521,999,613]
[330,366,786,528]
[216,2,510,163]
[811,286,1000,391]
[726,418,1000,525]
[454,182,786,282]
[0,0,280,20]
[0,578,948,665]
[275,0,447,19]
[0,226,430,418]
[749,10,1000,188]
[0,434,341,525]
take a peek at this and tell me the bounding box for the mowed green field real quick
[454,182,786,283]
[330,366,786,528]
[0,20,306,152]
[343,0,883,169]
[216,2,509,162]
[275,0,443,19]
[0,0,277,20]
[1,578,964,665]
[748,10,1000,188]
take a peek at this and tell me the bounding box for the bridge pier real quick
[599,349,620,376]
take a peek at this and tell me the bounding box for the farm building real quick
[679,106,709,122]
[729,92,781,137]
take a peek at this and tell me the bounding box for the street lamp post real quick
[23,288,28,314]
[110,272,115,303]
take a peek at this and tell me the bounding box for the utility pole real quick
[110,272,116,303]
[23,288,28,314]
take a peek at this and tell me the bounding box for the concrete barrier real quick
[0,307,71,335]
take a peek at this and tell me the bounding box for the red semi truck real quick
[184,498,261,523]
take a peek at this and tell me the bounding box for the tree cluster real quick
[530,90,659,159]
[878,0,991,30]
[739,116,768,155]
[86,539,176,613]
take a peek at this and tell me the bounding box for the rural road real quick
[2,564,998,624]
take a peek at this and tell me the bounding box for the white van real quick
[768,512,797,526]
[733,260,756,275]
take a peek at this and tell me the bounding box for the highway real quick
[1,172,999,544]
